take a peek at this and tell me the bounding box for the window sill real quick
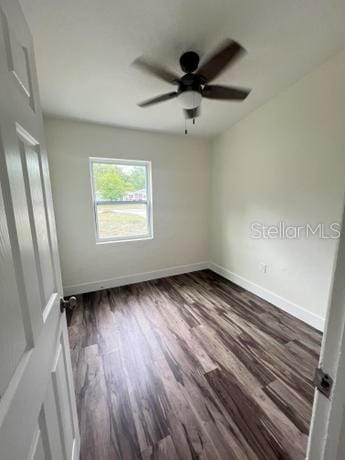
[96,235,154,245]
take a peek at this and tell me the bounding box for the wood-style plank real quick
[68,269,322,460]
[141,436,179,459]
[75,344,117,460]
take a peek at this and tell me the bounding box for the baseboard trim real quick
[63,262,209,296]
[64,260,325,331]
[209,262,325,332]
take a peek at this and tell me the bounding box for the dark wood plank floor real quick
[68,270,322,460]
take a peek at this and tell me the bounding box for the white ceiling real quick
[20,0,345,138]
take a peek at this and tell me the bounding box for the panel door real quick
[0,0,79,459]
[307,203,345,460]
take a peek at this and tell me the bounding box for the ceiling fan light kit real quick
[178,90,202,110]
[134,39,251,133]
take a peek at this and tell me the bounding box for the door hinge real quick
[60,296,77,313]
[314,367,333,399]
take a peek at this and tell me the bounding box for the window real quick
[90,158,153,242]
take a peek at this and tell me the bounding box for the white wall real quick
[44,118,210,294]
[210,50,345,329]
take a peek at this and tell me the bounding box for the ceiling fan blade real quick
[184,107,200,119]
[138,92,178,107]
[203,85,250,101]
[197,39,245,83]
[133,57,180,84]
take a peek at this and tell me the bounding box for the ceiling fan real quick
[133,39,251,132]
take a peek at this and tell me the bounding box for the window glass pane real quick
[96,202,148,239]
[91,161,151,240]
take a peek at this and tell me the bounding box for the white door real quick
[0,0,80,459]
[307,199,345,460]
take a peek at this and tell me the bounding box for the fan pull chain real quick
[185,118,188,135]
[192,93,196,126]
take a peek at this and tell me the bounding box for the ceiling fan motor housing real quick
[179,73,202,92]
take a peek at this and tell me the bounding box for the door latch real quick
[314,367,333,399]
[60,296,77,313]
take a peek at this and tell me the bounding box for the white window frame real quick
[89,157,153,244]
